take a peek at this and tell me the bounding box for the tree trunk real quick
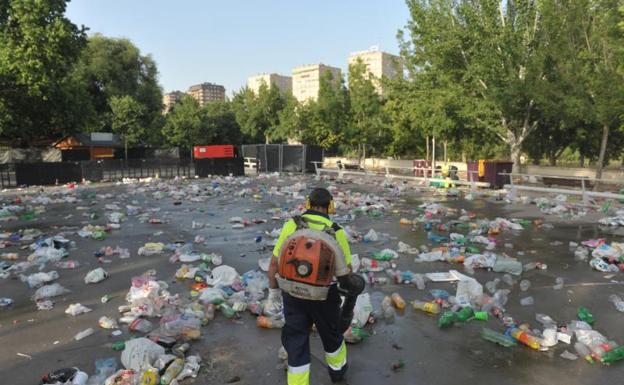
[595,123,609,186]
[124,138,128,161]
[579,155,585,168]
[548,152,556,166]
[443,140,448,163]
[425,135,430,161]
[461,151,466,163]
[511,142,522,174]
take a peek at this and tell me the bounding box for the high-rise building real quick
[292,64,341,102]
[247,73,292,95]
[187,82,226,106]
[348,47,403,93]
[162,91,185,113]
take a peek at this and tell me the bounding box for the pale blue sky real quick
[66,0,410,96]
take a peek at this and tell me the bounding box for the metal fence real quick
[240,144,323,173]
[0,157,245,188]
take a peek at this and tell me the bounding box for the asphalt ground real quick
[0,175,622,385]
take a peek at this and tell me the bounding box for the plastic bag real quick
[33,283,70,301]
[65,303,92,316]
[85,268,108,284]
[351,293,372,328]
[492,257,523,276]
[21,271,59,288]
[86,358,118,385]
[121,338,165,371]
[363,229,379,242]
[198,288,226,305]
[455,278,483,306]
[98,316,119,329]
[137,242,165,256]
[206,265,239,287]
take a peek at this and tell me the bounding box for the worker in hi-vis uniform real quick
[266,187,364,385]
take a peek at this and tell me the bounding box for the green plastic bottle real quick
[438,311,458,328]
[219,303,236,319]
[456,306,474,323]
[481,328,516,347]
[466,246,480,253]
[601,345,624,365]
[112,341,125,351]
[578,307,595,326]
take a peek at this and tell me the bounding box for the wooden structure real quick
[53,133,123,161]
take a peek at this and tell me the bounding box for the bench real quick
[542,177,593,189]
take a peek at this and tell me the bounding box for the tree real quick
[109,95,145,160]
[348,59,389,158]
[72,35,163,141]
[232,87,263,143]
[399,0,557,171]
[162,96,203,149]
[309,71,350,151]
[203,101,242,145]
[0,0,87,144]
[231,83,286,143]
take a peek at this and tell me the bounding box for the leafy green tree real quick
[232,87,263,143]
[399,0,556,171]
[72,34,163,141]
[161,96,203,150]
[309,71,350,151]
[0,0,87,144]
[203,101,242,145]
[348,60,389,158]
[109,95,145,159]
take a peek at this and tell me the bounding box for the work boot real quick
[329,363,348,383]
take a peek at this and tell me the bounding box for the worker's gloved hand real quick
[265,288,283,317]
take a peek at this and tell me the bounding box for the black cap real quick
[309,187,332,208]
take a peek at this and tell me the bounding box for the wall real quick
[323,157,467,172]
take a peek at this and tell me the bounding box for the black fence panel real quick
[62,149,90,162]
[282,145,304,173]
[195,158,244,177]
[265,145,281,172]
[16,162,82,186]
[0,164,16,188]
[305,145,323,173]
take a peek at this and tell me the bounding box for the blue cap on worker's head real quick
[309,187,332,208]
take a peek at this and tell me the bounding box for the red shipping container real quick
[193,145,235,159]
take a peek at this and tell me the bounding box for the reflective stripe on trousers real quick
[287,363,310,385]
[325,340,347,371]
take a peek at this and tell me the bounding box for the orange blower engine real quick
[276,228,347,300]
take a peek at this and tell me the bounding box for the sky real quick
[65,0,410,96]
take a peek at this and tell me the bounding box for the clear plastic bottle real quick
[160,358,184,384]
[411,300,440,314]
[574,342,594,364]
[256,316,285,329]
[73,328,94,341]
[411,273,426,290]
[381,296,396,321]
[609,294,624,312]
[481,327,516,347]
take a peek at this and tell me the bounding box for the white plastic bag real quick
[21,271,59,288]
[121,337,165,371]
[85,268,108,284]
[32,283,70,301]
[65,303,92,316]
[455,277,483,306]
[351,293,372,328]
[206,265,238,287]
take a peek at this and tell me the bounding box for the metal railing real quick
[501,172,624,203]
[312,162,491,189]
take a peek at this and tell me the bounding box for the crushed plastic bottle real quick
[381,296,396,322]
[508,328,541,350]
[411,300,440,315]
[481,328,516,347]
[609,294,624,312]
[520,296,534,306]
[553,277,564,290]
[391,293,406,310]
[519,279,531,291]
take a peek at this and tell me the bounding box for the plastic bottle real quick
[141,368,160,385]
[112,341,126,351]
[508,328,541,350]
[219,303,236,319]
[360,258,390,272]
[412,300,440,315]
[520,296,534,306]
[574,342,594,364]
[577,307,595,326]
[481,328,516,347]
[438,311,457,328]
[609,294,624,312]
[381,296,396,321]
[160,358,184,385]
[411,273,426,290]
[74,328,94,341]
[455,306,474,322]
[256,316,286,329]
[601,345,624,365]
[391,293,406,310]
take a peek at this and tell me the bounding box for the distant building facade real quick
[292,64,341,102]
[247,73,292,95]
[187,82,226,106]
[348,47,403,93]
[162,91,185,113]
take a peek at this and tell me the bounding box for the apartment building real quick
[348,47,403,93]
[292,64,341,102]
[247,73,292,95]
[162,91,185,113]
[187,82,226,106]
